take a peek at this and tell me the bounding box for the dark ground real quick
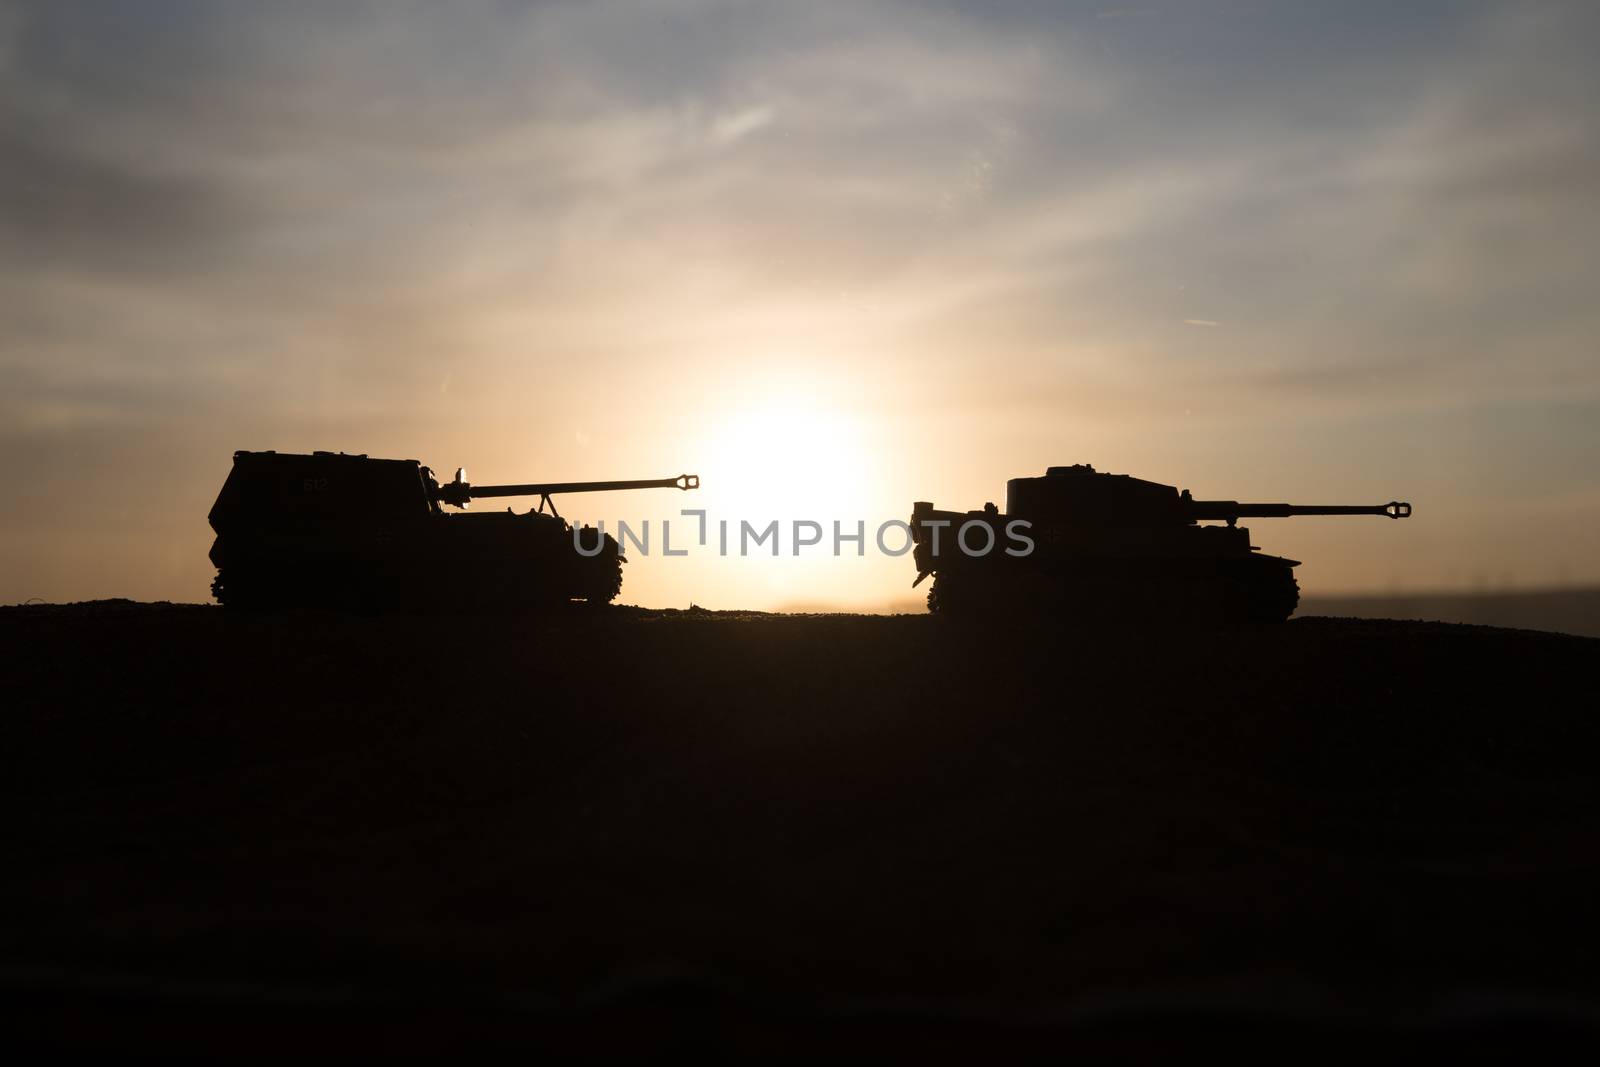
[3,601,1598,1058]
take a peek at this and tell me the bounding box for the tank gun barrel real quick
[464,475,699,499]
[1187,499,1411,523]
[432,471,698,509]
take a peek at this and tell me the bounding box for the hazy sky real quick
[3,0,1598,609]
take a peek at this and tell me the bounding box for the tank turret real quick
[207,450,698,609]
[911,464,1410,621]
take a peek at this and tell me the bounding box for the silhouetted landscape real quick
[5,600,1598,1056]
[1302,587,1600,640]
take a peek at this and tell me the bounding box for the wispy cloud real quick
[711,104,776,146]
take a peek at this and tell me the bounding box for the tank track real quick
[209,569,235,608]
[926,556,1300,623]
[579,541,623,606]
[212,553,624,611]
[211,566,295,610]
[1223,556,1300,623]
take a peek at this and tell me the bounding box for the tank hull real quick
[209,513,622,610]
[922,541,1300,622]
[207,451,623,610]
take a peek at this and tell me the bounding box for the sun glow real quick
[644,382,909,609]
[695,401,880,521]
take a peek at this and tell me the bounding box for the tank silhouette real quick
[911,464,1411,621]
[207,451,699,609]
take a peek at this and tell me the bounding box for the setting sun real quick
[694,391,881,520]
[637,383,908,610]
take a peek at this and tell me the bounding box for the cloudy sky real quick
[3,0,1598,609]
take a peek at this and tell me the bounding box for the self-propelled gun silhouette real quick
[911,464,1410,621]
[207,450,698,609]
